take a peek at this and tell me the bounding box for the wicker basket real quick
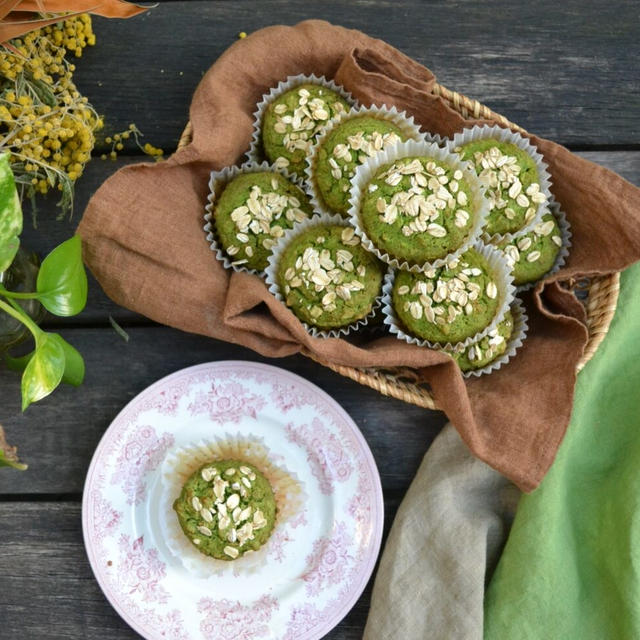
[181,82,620,411]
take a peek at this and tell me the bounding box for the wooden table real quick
[1,2,638,638]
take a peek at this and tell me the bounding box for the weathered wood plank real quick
[0,501,399,638]
[70,0,640,151]
[17,150,640,326]
[0,326,445,495]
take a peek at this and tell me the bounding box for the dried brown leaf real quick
[0,0,152,43]
[13,0,151,18]
[0,424,27,470]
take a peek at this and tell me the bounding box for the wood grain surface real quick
[1,1,638,638]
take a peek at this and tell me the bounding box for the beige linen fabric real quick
[364,424,519,640]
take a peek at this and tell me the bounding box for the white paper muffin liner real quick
[248,74,357,178]
[265,212,386,339]
[203,160,318,277]
[505,198,572,293]
[449,124,554,243]
[160,435,305,578]
[347,138,490,272]
[381,241,515,349]
[304,104,431,216]
[449,296,529,378]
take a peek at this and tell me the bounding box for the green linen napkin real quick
[484,263,640,639]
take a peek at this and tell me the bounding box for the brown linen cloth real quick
[77,20,640,491]
[364,423,519,640]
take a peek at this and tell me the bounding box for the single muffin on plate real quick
[213,170,313,272]
[357,155,480,267]
[495,212,563,286]
[452,308,514,372]
[391,247,502,344]
[455,138,548,237]
[275,223,384,331]
[261,83,351,176]
[311,113,412,216]
[173,460,276,561]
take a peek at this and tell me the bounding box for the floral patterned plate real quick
[82,361,384,640]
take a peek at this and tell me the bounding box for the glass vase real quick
[0,247,45,352]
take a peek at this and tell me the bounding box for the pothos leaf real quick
[0,152,22,272]
[21,332,65,411]
[36,235,88,316]
[0,235,19,273]
[51,333,85,386]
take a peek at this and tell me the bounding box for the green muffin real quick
[261,83,351,176]
[451,309,514,372]
[359,156,477,266]
[313,115,407,216]
[392,247,500,344]
[214,171,313,271]
[173,460,276,561]
[455,139,547,237]
[496,213,562,285]
[277,224,384,330]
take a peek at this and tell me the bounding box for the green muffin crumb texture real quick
[214,171,313,271]
[451,309,514,372]
[392,247,500,344]
[173,459,276,561]
[262,83,351,176]
[497,213,562,285]
[456,139,547,237]
[277,224,385,330]
[360,156,476,265]
[315,115,407,215]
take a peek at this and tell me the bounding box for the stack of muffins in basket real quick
[204,75,571,377]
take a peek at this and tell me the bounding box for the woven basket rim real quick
[178,80,620,411]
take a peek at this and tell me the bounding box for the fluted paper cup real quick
[265,212,386,339]
[449,296,529,378]
[248,74,356,177]
[381,241,515,350]
[449,124,554,243]
[305,104,429,216]
[347,138,490,272]
[159,435,305,578]
[203,160,316,277]
[499,198,572,292]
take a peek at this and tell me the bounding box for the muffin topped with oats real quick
[275,223,384,330]
[312,115,409,216]
[213,170,313,272]
[455,139,548,237]
[358,156,479,266]
[261,83,351,176]
[173,460,276,561]
[450,308,514,372]
[495,212,563,286]
[391,247,501,344]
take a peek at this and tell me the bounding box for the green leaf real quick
[0,235,19,273]
[50,334,85,387]
[8,335,84,389]
[0,153,23,269]
[36,235,88,316]
[21,332,65,411]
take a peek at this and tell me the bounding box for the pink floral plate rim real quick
[82,360,384,640]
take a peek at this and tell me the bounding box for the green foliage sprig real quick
[0,152,87,417]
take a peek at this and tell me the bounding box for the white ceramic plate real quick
[82,361,384,639]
